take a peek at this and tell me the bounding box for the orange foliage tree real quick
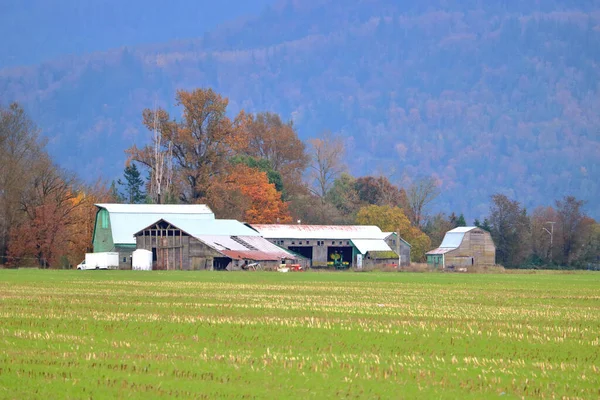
[8,160,83,268]
[126,88,249,204]
[208,164,292,224]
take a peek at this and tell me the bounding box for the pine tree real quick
[456,213,467,227]
[118,163,146,204]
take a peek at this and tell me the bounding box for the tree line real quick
[1,88,598,269]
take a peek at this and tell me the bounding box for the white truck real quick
[77,252,119,270]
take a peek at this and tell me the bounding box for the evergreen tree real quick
[118,163,146,204]
[456,213,467,227]
[109,180,123,203]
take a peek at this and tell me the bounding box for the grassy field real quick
[0,270,599,399]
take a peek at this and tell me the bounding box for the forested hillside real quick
[1,0,599,219]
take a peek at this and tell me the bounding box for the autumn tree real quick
[555,196,588,265]
[356,205,432,262]
[208,164,291,224]
[67,180,114,266]
[354,176,409,208]
[126,88,246,204]
[488,194,531,268]
[8,158,83,268]
[530,206,560,265]
[243,112,309,198]
[423,213,455,248]
[308,130,346,198]
[230,155,284,194]
[0,103,47,262]
[325,173,361,222]
[407,176,441,228]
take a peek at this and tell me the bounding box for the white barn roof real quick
[351,239,394,255]
[427,226,479,255]
[96,203,215,245]
[136,218,259,238]
[250,224,385,240]
[438,226,477,249]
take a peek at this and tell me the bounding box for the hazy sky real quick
[0,0,275,67]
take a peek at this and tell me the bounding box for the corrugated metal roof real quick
[96,204,215,245]
[426,248,455,255]
[432,227,478,251]
[351,239,395,255]
[250,224,384,240]
[439,232,466,248]
[150,218,260,237]
[196,235,296,261]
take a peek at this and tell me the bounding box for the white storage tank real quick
[132,249,153,271]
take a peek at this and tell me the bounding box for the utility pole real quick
[542,221,555,264]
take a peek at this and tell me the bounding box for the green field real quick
[0,271,599,399]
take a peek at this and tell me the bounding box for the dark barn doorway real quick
[288,246,313,260]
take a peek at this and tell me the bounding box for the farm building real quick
[250,224,407,269]
[381,232,411,267]
[426,227,496,269]
[92,203,215,269]
[134,218,301,271]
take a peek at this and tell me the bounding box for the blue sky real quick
[0,0,275,67]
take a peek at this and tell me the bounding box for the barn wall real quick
[269,238,355,268]
[445,229,496,267]
[384,235,411,266]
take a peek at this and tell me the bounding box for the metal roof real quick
[195,235,296,261]
[351,239,395,255]
[138,218,260,238]
[437,227,478,249]
[96,203,215,245]
[447,226,478,234]
[250,224,385,240]
[426,248,455,255]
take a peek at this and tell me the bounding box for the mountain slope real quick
[1,0,599,219]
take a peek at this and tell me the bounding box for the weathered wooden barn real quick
[250,224,407,269]
[382,232,411,267]
[134,218,300,271]
[92,203,215,269]
[426,227,496,269]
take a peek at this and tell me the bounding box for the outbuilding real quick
[92,203,215,269]
[134,218,300,271]
[249,224,406,269]
[426,226,495,269]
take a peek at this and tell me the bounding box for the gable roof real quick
[250,224,385,240]
[351,239,395,255]
[96,203,215,245]
[381,232,412,247]
[135,218,296,261]
[134,218,259,238]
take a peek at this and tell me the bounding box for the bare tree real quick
[407,176,440,227]
[0,103,46,259]
[307,131,346,198]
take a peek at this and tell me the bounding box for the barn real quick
[250,224,406,269]
[134,218,300,271]
[426,227,496,269]
[92,204,215,269]
[381,232,411,267]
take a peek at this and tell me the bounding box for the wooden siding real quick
[445,229,496,267]
[384,235,411,266]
